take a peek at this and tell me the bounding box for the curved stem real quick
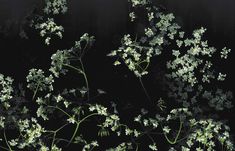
[78,113,99,125]
[63,63,90,101]
[138,77,151,103]
[162,121,183,145]
[47,106,73,120]
[3,130,13,151]
[174,121,183,143]
[68,113,99,145]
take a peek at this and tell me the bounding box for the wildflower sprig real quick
[50,33,94,100]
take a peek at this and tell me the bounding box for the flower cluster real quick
[183,119,234,151]
[34,18,64,45]
[202,89,233,111]
[108,34,154,77]
[82,141,99,151]
[167,28,219,86]
[9,118,44,149]
[220,47,231,59]
[44,0,68,15]
[50,50,71,77]
[50,33,94,77]
[107,142,133,151]
[26,69,54,93]
[0,74,13,109]
[129,0,149,7]
[110,7,181,77]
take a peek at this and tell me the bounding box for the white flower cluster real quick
[50,50,71,77]
[44,0,68,15]
[106,142,133,151]
[89,104,108,116]
[50,33,94,77]
[35,18,64,45]
[9,118,44,149]
[149,143,158,151]
[0,74,13,109]
[39,144,49,151]
[129,0,148,7]
[202,89,233,111]
[220,47,231,59]
[167,28,218,86]
[110,8,181,77]
[37,105,49,120]
[166,108,192,121]
[82,141,99,151]
[134,114,159,128]
[129,12,136,22]
[27,69,54,93]
[108,34,154,77]
[51,145,62,151]
[0,116,5,128]
[184,119,234,151]
[165,72,233,113]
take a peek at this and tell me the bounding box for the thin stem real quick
[78,113,99,125]
[0,146,11,151]
[135,144,139,151]
[79,59,90,101]
[47,106,73,120]
[138,77,151,103]
[140,125,155,144]
[161,121,183,145]
[174,121,183,143]
[63,63,90,101]
[68,113,99,145]
[3,130,13,151]
[32,82,40,100]
[63,64,83,74]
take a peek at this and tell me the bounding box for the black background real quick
[0,0,235,149]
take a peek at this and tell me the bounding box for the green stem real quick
[47,106,73,120]
[68,113,99,145]
[135,144,139,151]
[78,113,99,125]
[0,146,11,151]
[162,121,183,145]
[79,59,90,101]
[3,130,13,151]
[174,121,183,143]
[63,64,83,74]
[63,63,90,101]
[138,77,151,103]
[32,82,40,100]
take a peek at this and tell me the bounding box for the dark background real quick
[0,0,235,149]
